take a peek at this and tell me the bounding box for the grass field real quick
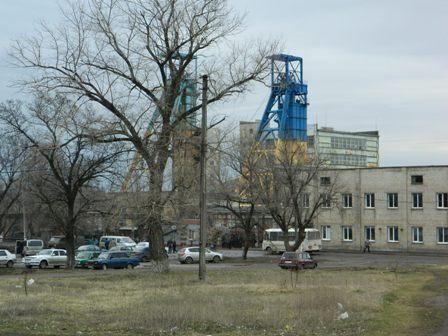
[0,266,445,336]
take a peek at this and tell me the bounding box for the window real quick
[412,193,423,208]
[365,226,375,241]
[321,194,331,208]
[387,226,399,242]
[320,177,331,186]
[342,226,353,241]
[365,193,375,208]
[437,227,448,244]
[302,193,310,208]
[342,194,353,208]
[60,250,66,256]
[321,225,331,241]
[387,193,398,208]
[411,175,423,184]
[437,193,448,209]
[0,251,6,256]
[411,227,423,243]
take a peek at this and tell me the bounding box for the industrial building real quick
[307,124,379,168]
[316,166,448,253]
[240,121,379,169]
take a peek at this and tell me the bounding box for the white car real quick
[24,249,67,269]
[178,247,223,264]
[0,249,16,268]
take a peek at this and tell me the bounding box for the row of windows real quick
[326,154,367,167]
[320,175,424,186]
[361,193,447,209]
[300,192,448,210]
[321,225,448,244]
[330,136,367,150]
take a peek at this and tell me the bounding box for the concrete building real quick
[307,124,379,168]
[239,121,379,168]
[317,166,448,253]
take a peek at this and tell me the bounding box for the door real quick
[189,247,200,261]
[0,250,7,265]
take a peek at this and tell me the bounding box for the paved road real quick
[5,250,448,272]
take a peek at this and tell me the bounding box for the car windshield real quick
[98,252,109,259]
[37,250,52,256]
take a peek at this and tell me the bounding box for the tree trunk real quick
[65,220,76,269]
[147,211,169,272]
[242,235,251,260]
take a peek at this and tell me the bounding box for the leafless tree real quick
[249,141,338,252]
[0,96,123,268]
[9,0,279,265]
[0,134,27,237]
[210,134,259,259]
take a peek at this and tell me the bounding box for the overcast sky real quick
[0,0,447,166]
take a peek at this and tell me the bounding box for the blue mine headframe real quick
[256,54,308,142]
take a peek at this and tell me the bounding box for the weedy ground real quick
[0,266,445,335]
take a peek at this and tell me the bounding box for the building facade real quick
[317,166,448,253]
[307,124,379,168]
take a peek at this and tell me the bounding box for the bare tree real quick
[250,141,338,252]
[9,0,279,265]
[0,134,27,237]
[0,96,122,268]
[210,135,259,259]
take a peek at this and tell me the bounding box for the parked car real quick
[48,236,66,249]
[0,249,16,268]
[92,251,140,270]
[24,249,67,269]
[76,245,102,253]
[22,239,44,256]
[75,251,101,268]
[109,245,134,253]
[178,247,223,264]
[99,236,136,249]
[136,242,149,249]
[132,246,151,262]
[278,251,317,270]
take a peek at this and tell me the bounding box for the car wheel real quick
[213,256,221,263]
[142,256,149,262]
[39,260,48,269]
[102,264,108,270]
[313,263,318,269]
[298,264,304,270]
[54,265,60,269]
[185,257,194,264]
[127,264,133,269]
[265,247,272,255]
[6,260,13,268]
[26,265,32,269]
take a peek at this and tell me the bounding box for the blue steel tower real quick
[256,54,308,142]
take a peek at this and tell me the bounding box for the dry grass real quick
[0,267,435,335]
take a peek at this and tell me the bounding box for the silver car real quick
[0,249,16,268]
[24,249,67,269]
[178,247,223,264]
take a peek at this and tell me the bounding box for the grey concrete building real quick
[317,166,448,253]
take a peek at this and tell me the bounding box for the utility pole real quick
[199,75,208,281]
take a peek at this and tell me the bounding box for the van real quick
[99,236,136,249]
[22,239,44,256]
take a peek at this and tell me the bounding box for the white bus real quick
[262,228,322,254]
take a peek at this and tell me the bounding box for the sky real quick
[0,0,447,166]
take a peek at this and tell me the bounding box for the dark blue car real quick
[92,251,140,270]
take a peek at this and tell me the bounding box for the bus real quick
[262,228,322,254]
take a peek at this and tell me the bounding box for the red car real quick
[278,251,317,270]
